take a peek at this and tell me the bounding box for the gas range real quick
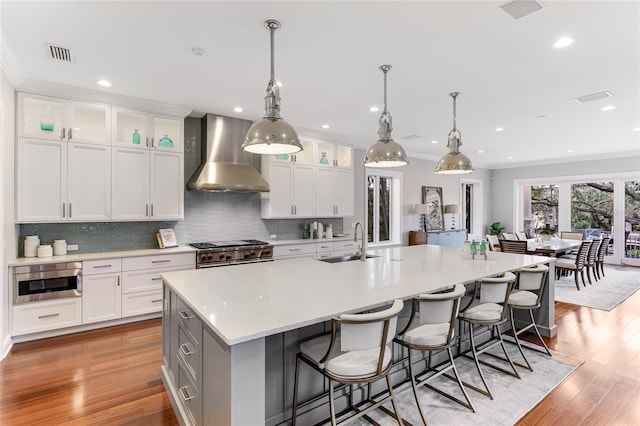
[189,240,274,268]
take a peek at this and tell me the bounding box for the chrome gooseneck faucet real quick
[354,222,366,261]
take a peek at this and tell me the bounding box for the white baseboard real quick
[1,333,13,360]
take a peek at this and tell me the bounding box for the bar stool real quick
[394,284,474,425]
[458,272,519,399]
[508,264,551,371]
[291,300,404,425]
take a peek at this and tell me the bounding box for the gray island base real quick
[160,244,554,425]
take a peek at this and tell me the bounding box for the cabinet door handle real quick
[145,137,149,147]
[61,128,66,140]
[62,203,66,218]
[294,205,297,215]
[152,259,171,264]
[146,204,149,217]
[178,310,193,320]
[151,299,162,303]
[151,204,154,216]
[117,276,120,286]
[69,203,72,218]
[336,205,339,215]
[38,313,60,319]
[68,128,73,140]
[179,343,194,356]
[179,386,195,401]
[151,137,155,148]
[151,277,163,281]
[289,248,302,252]
[93,264,112,269]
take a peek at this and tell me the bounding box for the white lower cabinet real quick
[82,258,122,324]
[122,290,163,317]
[274,240,361,261]
[12,298,82,335]
[273,243,316,260]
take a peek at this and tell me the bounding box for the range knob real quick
[219,254,225,260]
[207,254,214,260]
[263,249,271,255]
[225,255,232,260]
[244,253,251,258]
[200,254,207,261]
[251,251,256,256]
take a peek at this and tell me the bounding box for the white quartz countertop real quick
[8,245,196,266]
[161,244,551,346]
[268,235,354,246]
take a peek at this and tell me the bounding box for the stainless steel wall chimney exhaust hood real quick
[187,114,270,192]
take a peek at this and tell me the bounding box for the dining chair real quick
[499,239,528,254]
[508,264,551,371]
[486,234,501,251]
[595,237,611,279]
[502,232,517,241]
[555,240,592,290]
[394,284,474,425]
[584,238,601,284]
[291,300,404,425]
[560,231,584,240]
[515,232,528,240]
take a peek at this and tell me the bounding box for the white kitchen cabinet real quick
[261,161,314,218]
[150,151,184,220]
[316,141,353,168]
[335,169,354,216]
[112,147,150,220]
[17,93,111,145]
[314,168,354,217]
[12,298,82,335]
[273,243,316,260]
[16,139,111,222]
[82,258,123,324]
[112,107,183,151]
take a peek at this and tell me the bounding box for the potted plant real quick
[536,224,557,241]
[489,222,505,236]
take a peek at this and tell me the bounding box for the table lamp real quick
[445,204,459,230]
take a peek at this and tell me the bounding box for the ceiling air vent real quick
[500,0,544,20]
[46,43,74,62]
[574,91,612,104]
[401,135,421,140]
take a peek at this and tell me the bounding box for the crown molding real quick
[1,33,25,87]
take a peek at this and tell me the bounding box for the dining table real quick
[526,238,582,256]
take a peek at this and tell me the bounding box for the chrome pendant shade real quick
[242,20,303,155]
[363,65,408,168]
[435,92,474,174]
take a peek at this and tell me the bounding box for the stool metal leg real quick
[446,347,476,412]
[328,379,337,425]
[529,308,552,356]
[386,374,404,426]
[509,307,533,372]
[407,349,428,425]
[292,355,301,425]
[468,323,493,399]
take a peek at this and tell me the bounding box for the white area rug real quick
[554,267,640,311]
[350,345,577,426]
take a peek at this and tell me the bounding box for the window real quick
[529,184,559,234]
[366,170,402,245]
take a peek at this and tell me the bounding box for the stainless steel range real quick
[189,240,274,268]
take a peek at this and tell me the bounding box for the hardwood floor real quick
[1,265,638,425]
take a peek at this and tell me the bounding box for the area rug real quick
[554,267,640,311]
[350,345,578,426]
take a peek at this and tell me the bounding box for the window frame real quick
[365,169,402,247]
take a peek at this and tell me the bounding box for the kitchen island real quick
[160,244,554,425]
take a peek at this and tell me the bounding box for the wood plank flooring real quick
[1,265,638,425]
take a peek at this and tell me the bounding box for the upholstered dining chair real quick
[502,232,517,241]
[459,272,519,399]
[291,300,404,425]
[595,237,611,279]
[560,231,584,240]
[555,240,592,290]
[515,232,528,240]
[508,264,551,371]
[486,234,501,251]
[584,238,601,285]
[499,239,528,254]
[394,284,474,425]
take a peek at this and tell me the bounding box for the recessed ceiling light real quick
[495,127,504,132]
[369,106,379,112]
[233,106,244,113]
[191,47,205,56]
[536,115,548,119]
[601,105,616,111]
[276,81,283,87]
[508,156,514,160]
[477,150,485,154]
[553,37,574,48]
[567,149,574,153]
[97,80,111,87]
[321,124,330,129]
[431,140,438,144]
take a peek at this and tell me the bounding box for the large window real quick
[529,184,559,234]
[366,170,402,245]
[570,182,614,240]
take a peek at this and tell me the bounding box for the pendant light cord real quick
[450,92,459,132]
[269,24,276,84]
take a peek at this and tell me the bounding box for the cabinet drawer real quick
[178,323,200,383]
[83,258,122,275]
[176,297,201,344]
[273,244,315,258]
[316,242,334,253]
[12,298,81,335]
[122,290,163,317]
[121,265,194,294]
[334,240,358,250]
[315,251,334,260]
[333,248,358,257]
[177,357,202,426]
[122,253,194,271]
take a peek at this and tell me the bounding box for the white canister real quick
[53,239,67,256]
[326,225,333,239]
[37,244,53,258]
[24,235,40,258]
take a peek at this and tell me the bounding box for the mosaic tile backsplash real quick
[17,116,344,256]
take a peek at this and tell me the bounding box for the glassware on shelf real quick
[158,134,174,148]
[319,152,329,165]
[275,154,289,160]
[39,114,55,131]
[132,129,141,144]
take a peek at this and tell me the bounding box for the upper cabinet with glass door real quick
[316,141,353,168]
[268,138,314,164]
[112,108,182,151]
[17,93,111,145]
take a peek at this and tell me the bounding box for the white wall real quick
[490,156,640,232]
[1,68,16,357]
[352,148,493,245]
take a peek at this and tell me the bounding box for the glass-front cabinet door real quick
[269,138,314,164]
[112,108,150,148]
[66,101,111,145]
[335,144,353,168]
[17,93,65,141]
[152,116,182,151]
[316,141,335,167]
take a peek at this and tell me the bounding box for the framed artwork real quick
[422,186,444,231]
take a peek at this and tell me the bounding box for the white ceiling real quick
[2,1,639,169]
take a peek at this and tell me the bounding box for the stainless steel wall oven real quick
[13,262,82,304]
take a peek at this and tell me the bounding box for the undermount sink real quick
[319,254,380,263]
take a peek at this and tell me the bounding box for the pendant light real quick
[242,20,303,155]
[434,92,474,174]
[363,65,408,168]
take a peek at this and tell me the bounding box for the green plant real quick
[489,222,505,235]
[536,224,557,235]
